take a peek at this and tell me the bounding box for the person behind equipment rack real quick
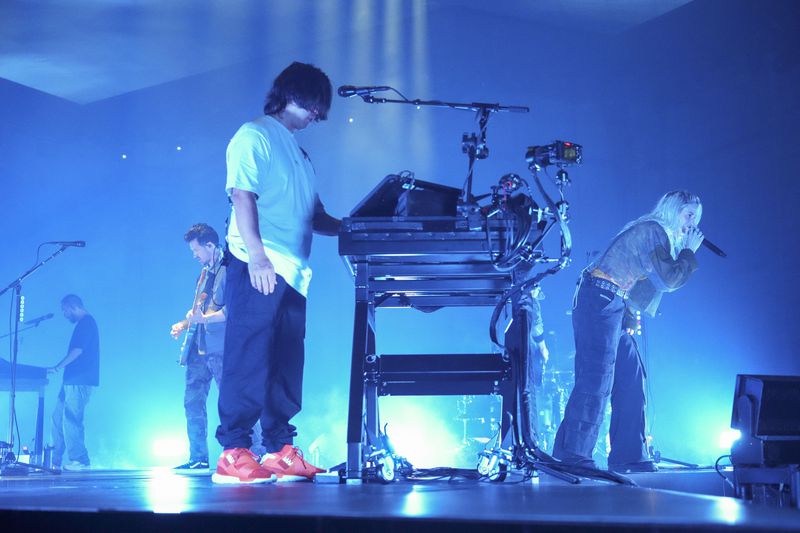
[170,223,264,470]
[212,61,341,484]
[552,191,704,473]
[506,283,550,449]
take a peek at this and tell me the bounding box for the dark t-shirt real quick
[63,314,100,386]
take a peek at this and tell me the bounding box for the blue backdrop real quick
[1,0,798,469]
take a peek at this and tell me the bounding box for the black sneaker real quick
[608,460,658,473]
[174,460,209,470]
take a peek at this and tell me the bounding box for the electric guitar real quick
[177,267,208,365]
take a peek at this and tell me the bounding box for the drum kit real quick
[455,367,574,454]
[456,354,612,463]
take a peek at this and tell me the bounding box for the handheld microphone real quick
[25,312,54,326]
[701,238,727,258]
[46,241,86,247]
[337,85,391,98]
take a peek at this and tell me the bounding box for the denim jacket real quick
[592,221,697,317]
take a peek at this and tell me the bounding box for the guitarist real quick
[170,223,262,469]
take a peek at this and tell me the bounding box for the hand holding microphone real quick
[684,226,704,253]
[683,227,727,257]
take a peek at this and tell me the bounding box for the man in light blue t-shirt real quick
[212,62,340,485]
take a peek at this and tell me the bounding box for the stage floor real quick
[1,467,799,532]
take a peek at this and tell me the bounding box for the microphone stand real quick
[355,93,529,207]
[1,245,70,476]
[0,318,53,340]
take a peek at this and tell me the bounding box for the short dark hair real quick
[184,223,219,246]
[61,294,84,309]
[263,62,332,121]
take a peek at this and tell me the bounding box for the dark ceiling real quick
[0,0,692,104]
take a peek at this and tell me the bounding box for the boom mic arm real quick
[44,241,86,247]
[337,85,391,98]
[25,312,54,326]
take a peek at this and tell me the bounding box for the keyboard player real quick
[47,294,99,471]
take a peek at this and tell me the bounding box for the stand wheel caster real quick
[477,452,508,482]
[376,455,395,483]
[489,463,507,482]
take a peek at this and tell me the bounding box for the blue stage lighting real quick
[380,398,463,468]
[719,428,742,449]
[146,469,191,513]
[151,436,187,464]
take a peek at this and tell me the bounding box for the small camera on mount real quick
[498,173,523,193]
[525,140,582,168]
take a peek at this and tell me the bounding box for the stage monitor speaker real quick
[730,374,800,466]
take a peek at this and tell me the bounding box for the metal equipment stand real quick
[340,216,527,482]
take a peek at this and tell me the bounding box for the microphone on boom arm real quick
[337,85,391,98]
[45,241,86,248]
[25,313,54,326]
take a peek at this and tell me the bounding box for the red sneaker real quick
[260,444,325,482]
[211,448,276,484]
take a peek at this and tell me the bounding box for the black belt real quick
[584,275,628,299]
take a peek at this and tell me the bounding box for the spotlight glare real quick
[151,436,187,460]
[348,117,354,123]
[176,146,182,151]
[719,428,742,449]
[380,399,462,467]
[147,469,191,513]
[121,154,127,159]
[713,497,742,524]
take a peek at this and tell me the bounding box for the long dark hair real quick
[263,62,332,121]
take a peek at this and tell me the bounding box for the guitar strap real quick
[195,264,219,355]
[201,269,217,312]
